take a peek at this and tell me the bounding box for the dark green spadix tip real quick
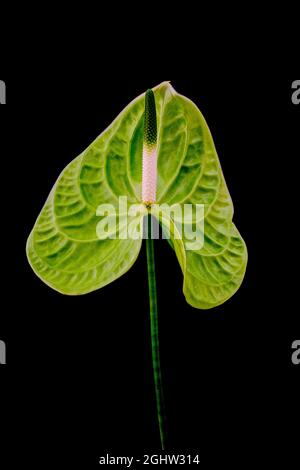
[144,89,157,149]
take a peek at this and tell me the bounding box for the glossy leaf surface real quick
[27,82,247,307]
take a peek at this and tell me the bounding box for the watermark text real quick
[0,80,6,104]
[291,340,300,365]
[0,340,6,364]
[291,80,300,105]
[95,197,205,251]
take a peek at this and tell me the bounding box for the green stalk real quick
[146,214,167,450]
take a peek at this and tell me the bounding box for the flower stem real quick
[146,214,167,450]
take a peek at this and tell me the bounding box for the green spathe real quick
[26,82,247,309]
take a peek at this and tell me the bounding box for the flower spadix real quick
[142,89,158,206]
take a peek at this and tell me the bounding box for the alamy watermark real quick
[291,80,300,105]
[95,197,205,251]
[0,340,6,364]
[291,340,300,365]
[0,80,6,104]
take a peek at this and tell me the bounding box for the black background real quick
[0,74,299,467]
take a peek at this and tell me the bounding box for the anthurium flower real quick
[26,82,247,309]
[26,82,248,449]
